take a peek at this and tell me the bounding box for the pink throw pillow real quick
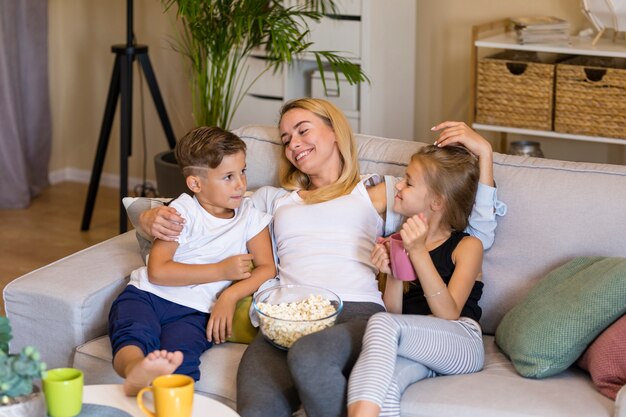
[578,314,626,400]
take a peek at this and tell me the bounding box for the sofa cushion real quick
[495,256,626,379]
[578,314,626,400]
[480,154,626,335]
[401,336,614,417]
[226,295,258,344]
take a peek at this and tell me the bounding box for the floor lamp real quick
[81,0,176,233]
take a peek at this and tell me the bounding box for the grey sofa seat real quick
[5,125,626,417]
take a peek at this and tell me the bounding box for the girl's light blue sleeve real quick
[466,183,507,250]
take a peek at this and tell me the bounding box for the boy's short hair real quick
[175,126,246,177]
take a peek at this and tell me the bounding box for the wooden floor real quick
[0,182,120,314]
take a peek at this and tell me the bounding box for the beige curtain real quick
[0,0,51,208]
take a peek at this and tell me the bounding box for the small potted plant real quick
[0,316,47,417]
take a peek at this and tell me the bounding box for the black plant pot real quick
[154,151,191,198]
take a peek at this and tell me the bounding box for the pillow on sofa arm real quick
[495,256,626,379]
[577,314,626,400]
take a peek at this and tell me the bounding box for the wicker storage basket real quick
[554,56,626,138]
[476,51,564,131]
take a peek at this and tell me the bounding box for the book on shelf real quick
[510,16,571,45]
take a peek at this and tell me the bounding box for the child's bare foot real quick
[123,349,184,396]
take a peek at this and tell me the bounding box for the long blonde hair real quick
[278,98,360,204]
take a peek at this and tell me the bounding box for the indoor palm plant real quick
[162,0,368,129]
[0,316,46,416]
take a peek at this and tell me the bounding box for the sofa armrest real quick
[616,385,626,417]
[3,232,143,369]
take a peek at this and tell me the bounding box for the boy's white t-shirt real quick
[129,193,272,313]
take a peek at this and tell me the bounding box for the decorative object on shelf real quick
[507,141,544,158]
[511,16,570,45]
[162,0,369,129]
[581,0,626,45]
[0,316,47,417]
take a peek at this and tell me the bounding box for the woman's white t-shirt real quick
[252,181,384,306]
[129,193,272,313]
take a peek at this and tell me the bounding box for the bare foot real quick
[123,349,184,396]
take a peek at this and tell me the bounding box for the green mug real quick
[42,367,83,417]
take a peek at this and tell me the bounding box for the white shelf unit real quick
[469,20,626,150]
[230,0,417,140]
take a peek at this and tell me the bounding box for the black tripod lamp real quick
[81,0,176,233]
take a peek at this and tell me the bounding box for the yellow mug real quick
[137,374,194,417]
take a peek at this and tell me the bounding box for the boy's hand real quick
[219,254,254,280]
[207,294,237,344]
[371,237,392,275]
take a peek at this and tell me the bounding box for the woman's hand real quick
[371,237,391,275]
[139,206,185,241]
[431,121,494,187]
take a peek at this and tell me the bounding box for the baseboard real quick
[49,167,150,190]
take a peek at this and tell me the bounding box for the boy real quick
[108,126,276,395]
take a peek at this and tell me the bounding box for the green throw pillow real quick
[495,256,626,379]
[226,296,258,344]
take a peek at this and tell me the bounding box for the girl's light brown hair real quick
[411,145,480,231]
[278,98,360,204]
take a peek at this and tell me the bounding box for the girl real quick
[347,145,484,417]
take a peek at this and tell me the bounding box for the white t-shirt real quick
[252,181,385,306]
[129,193,272,313]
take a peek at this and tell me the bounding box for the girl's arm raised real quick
[431,121,494,187]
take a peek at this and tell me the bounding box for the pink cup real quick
[389,233,417,281]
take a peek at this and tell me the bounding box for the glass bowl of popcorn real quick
[253,284,343,350]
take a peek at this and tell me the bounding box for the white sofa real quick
[5,125,626,417]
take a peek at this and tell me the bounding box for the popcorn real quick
[256,294,338,349]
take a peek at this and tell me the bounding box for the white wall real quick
[47,0,625,186]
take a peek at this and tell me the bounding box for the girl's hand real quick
[139,206,185,241]
[431,121,492,159]
[371,237,391,275]
[400,213,428,253]
[431,121,494,187]
[219,254,255,280]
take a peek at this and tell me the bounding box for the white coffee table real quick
[83,384,240,417]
